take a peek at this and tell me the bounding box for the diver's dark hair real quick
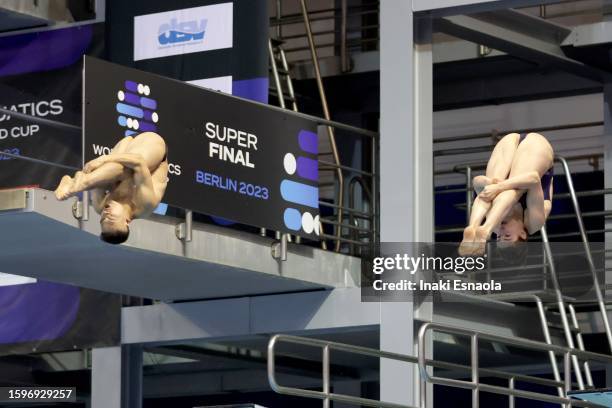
[100,227,130,245]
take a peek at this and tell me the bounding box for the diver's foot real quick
[54,176,73,201]
[458,226,477,256]
[67,171,87,197]
[471,226,490,256]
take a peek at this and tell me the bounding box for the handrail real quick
[436,154,612,393]
[340,0,349,73]
[268,334,417,408]
[418,322,612,408]
[436,153,601,176]
[268,331,612,408]
[434,121,603,144]
[269,5,379,26]
[272,1,379,66]
[541,226,585,390]
[0,106,82,133]
[0,149,79,172]
[348,175,373,255]
[300,0,344,252]
[557,156,612,352]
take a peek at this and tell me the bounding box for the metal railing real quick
[434,122,604,177]
[267,327,612,408]
[268,3,379,254]
[268,334,416,408]
[418,322,612,408]
[433,123,612,393]
[436,154,612,352]
[299,0,344,251]
[271,1,379,67]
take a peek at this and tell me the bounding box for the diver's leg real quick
[124,132,166,171]
[55,137,134,200]
[460,134,519,254]
[460,190,521,256]
[68,163,126,195]
[476,189,522,241]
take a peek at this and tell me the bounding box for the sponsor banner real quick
[134,3,233,61]
[85,57,320,239]
[0,25,97,190]
[108,0,268,103]
[0,24,121,355]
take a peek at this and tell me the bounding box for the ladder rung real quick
[546,321,580,333]
[268,67,291,76]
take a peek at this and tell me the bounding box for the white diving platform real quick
[0,188,360,300]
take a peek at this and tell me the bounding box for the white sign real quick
[0,273,36,287]
[187,76,233,94]
[134,3,233,61]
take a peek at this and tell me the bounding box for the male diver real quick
[458,132,554,256]
[54,132,168,244]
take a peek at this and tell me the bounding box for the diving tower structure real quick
[0,187,360,301]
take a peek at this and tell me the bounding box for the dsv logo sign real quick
[158,18,208,46]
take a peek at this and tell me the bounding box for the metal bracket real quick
[271,233,288,261]
[72,191,90,221]
[175,210,193,242]
[72,200,83,220]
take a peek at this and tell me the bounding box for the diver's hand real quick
[84,156,108,173]
[478,184,502,202]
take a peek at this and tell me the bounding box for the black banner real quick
[0,283,120,356]
[0,24,104,190]
[0,25,121,355]
[84,57,321,238]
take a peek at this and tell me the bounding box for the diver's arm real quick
[90,188,106,214]
[478,171,540,202]
[523,185,547,234]
[495,171,541,191]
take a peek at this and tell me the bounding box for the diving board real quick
[0,188,360,301]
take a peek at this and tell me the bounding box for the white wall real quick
[434,93,604,186]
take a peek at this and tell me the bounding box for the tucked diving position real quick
[458,132,554,256]
[54,132,168,244]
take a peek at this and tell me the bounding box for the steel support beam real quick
[435,9,610,82]
[91,346,142,408]
[564,21,612,47]
[380,0,420,406]
[414,14,434,408]
[122,288,379,345]
[413,0,570,17]
[603,7,612,391]
[91,347,122,408]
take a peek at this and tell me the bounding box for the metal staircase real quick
[452,156,612,404]
[268,2,380,254]
[268,38,298,113]
[267,328,612,408]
